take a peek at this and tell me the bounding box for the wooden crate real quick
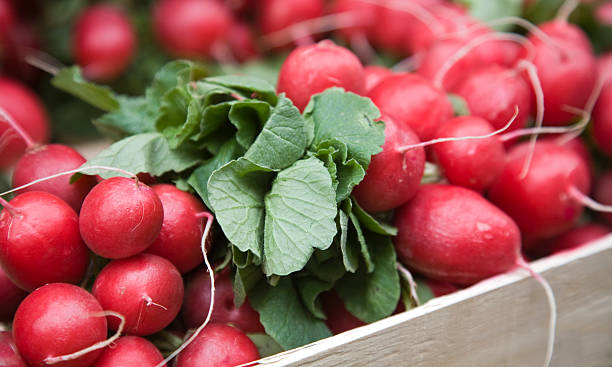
[253,235,612,367]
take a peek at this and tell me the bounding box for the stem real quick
[515,258,556,367]
[556,0,580,22]
[349,32,376,64]
[0,107,35,149]
[0,165,137,198]
[557,75,605,144]
[396,105,519,152]
[392,52,424,73]
[396,262,420,307]
[500,126,572,142]
[155,213,215,367]
[24,52,63,76]
[569,186,612,213]
[43,311,126,365]
[0,197,19,216]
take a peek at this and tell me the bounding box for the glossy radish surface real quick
[92,336,165,367]
[92,254,184,336]
[0,192,89,291]
[13,283,107,367]
[257,0,324,35]
[363,65,393,94]
[0,331,28,367]
[550,224,610,255]
[593,83,612,158]
[0,266,27,322]
[594,172,612,226]
[79,177,163,259]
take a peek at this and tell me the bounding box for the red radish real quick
[12,144,97,212]
[93,336,165,367]
[227,20,259,62]
[550,223,610,254]
[320,290,365,335]
[596,1,612,26]
[455,66,531,132]
[540,135,594,177]
[73,4,136,81]
[394,184,521,286]
[145,184,210,274]
[431,116,506,192]
[13,283,108,367]
[92,253,184,336]
[0,0,16,43]
[257,0,324,36]
[368,73,453,141]
[593,83,612,158]
[599,52,612,85]
[424,278,459,297]
[537,20,592,53]
[352,115,425,213]
[488,140,590,247]
[153,0,232,59]
[79,176,163,259]
[0,331,28,367]
[1,22,42,83]
[331,0,378,43]
[0,192,89,291]
[0,266,27,322]
[224,0,252,13]
[0,78,49,169]
[472,38,522,67]
[277,40,365,111]
[363,65,392,94]
[594,172,612,225]
[182,267,264,333]
[174,323,259,367]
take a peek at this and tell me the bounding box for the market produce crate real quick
[248,235,612,367]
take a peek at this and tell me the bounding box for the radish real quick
[182,267,264,333]
[331,0,378,45]
[79,176,164,259]
[320,290,365,335]
[363,65,393,94]
[455,65,532,132]
[153,0,232,59]
[0,0,16,43]
[174,323,259,367]
[488,140,591,248]
[0,265,26,322]
[73,4,136,81]
[227,20,259,63]
[431,115,506,192]
[0,191,89,291]
[257,0,324,38]
[0,331,27,367]
[12,283,112,367]
[368,73,453,141]
[549,223,611,255]
[92,253,184,336]
[423,278,459,297]
[12,144,97,212]
[276,40,365,111]
[0,78,49,169]
[593,82,612,158]
[394,184,521,286]
[145,184,210,274]
[594,172,612,226]
[596,1,612,26]
[93,336,165,367]
[352,114,425,213]
[537,20,592,53]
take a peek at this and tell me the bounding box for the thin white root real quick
[569,186,612,213]
[24,52,63,76]
[556,0,580,22]
[557,75,605,144]
[516,59,545,180]
[43,311,126,365]
[0,165,137,198]
[516,259,556,367]
[396,262,420,307]
[155,212,215,367]
[396,105,519,152]
[0,106,35,148]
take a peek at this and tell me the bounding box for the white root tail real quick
[0,106,35,148]
[569,186,612,213]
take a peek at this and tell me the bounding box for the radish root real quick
[556,0,580,22]
[569,186,612,213]
[0,106,35,149]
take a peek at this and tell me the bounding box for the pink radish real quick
[153,0,232,59]
[550,223,611,255]
[73,4,136,81]
[0,78,49,169]
[0,0,16,43]
[227,20,259,63]
[394,184,521,286]
[12,283,109,367]
[0,266,26,322]
[594,172,612,226]
[92,253,184,336]
[79,176,163,259]
[537,20,592,53]
[320,290,365,335]
[145,184,210,274]
[257,0,324,37]
[593,82,612,158]
[455,65,532,132]
[352,114,425,213]
[93,336,165,367]
[488,140,590,248]
[0,331,28,367]
[424,278,459,297]
[182,267,264,333]
[363,65,393,94]
[276,40,365,111]
[12,144,97,212]
[431,115,506,192]
[368,73,453,141]
[0,192,89,291]
[331,0,378,44]
[174,323,259,367]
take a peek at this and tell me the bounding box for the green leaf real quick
[459,0,522,31]
[262,157,338,276]
[204,75,278,105]
[146,60,207,104]
[338,200,359,273]
[233,264,263,308]
[156,86,203,149]
[244,96,308,170]
[335,235,400,323]
[93,96,157,138]
[51,66,119,111]
[81,132,201,178]
[296,277,333,319]
[305,256,346,283]
[188,138,244,208]
[208,158,274,259]
[228,100,272,149]
[250,278,332,350]
[348,211,374,273]
[416,278,436,305]
[305,88,385,169]
[351,197,398,236]
[447,93,471,117]
[247,333,285,358]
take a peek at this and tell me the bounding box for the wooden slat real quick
[255,235,612,367]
